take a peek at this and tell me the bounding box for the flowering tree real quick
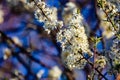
[0,0,119,80]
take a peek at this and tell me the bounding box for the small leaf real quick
[77,9,80,14]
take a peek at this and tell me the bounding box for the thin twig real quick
[0,65,22,80]
[0,30,50,68]
[12,51,38,80]
[78,51,108,80]
[33,0,51,21]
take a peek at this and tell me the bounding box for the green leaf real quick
[90,37,102,47]
[77,9,80,14]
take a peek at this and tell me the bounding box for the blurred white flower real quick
[31,1,63,33]
[37,70,44,79]
[49,66,62,79]
[57,5,92,69]
[63,2,79,26]
[0,8,4,24]
[12,37,22,46]
[62,53,87,70]
[3,48,11,60]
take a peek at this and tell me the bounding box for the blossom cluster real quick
[0,0,120,79]
[28,1,93,70]
[28,1,63,33]
[110,38,120,68]
[57,2,92,69]
[97,0,120,38]
[62,53,87,69]
[0,8,4,24]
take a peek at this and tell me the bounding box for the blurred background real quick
[0,0,119,80]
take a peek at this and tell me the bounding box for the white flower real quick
[3,48,12,60]
[63,2,82,26]
[62,52,87,70]
[37,70,44,79]
[49,66,62,78]
[97,0,120,38]
[107,0,120,12]
[31,1,63,33]
[57,19,92,55]
[110,38,120,66]
[12,37,22,46]
[0,9,4,24]
[57,5,92,69]
[37,1,46,9]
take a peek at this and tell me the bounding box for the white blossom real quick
[37,70,44,79]
[57,12,92,54]
[49,66,62,79]
[31,1,63,33]
[57,4,92,69]
[97,0,120,39]
[110,38,120,66]
[0,7,4,24]
[12,37,22,46]
[62,52,87,70]
[3,48,12,60]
